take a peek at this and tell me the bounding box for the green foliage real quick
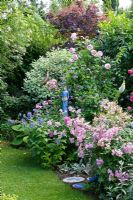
[0,0,63,121]
[102,0,119,11]
[1,95,33,119]
[97,12,133,107]
[24,49,71,102]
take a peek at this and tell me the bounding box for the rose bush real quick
[66,35,118,120]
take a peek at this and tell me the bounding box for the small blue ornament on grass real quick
[72,183,88,190]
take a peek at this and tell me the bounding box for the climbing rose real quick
[87,44,93,51]
[91,49,97,56]
[96,51,103,57]
[69,47,76,54]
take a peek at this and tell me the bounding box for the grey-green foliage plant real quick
[24,49,71,101]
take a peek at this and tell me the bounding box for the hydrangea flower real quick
[46,79,57,90]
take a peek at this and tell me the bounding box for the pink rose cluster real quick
[46,79,57,90]
[87,44,103,58]
[108,169,130,182]
[69,47,78,62]
[130,92,133,102]
[93,127,120,147]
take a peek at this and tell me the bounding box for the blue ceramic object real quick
[72,183,87,190]
[62,87,69,116]
[87,175,99,183]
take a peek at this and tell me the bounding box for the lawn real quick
[1,143,96,200]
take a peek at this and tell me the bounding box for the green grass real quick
[1,144,96,200]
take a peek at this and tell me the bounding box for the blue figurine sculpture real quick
[62,87,69,116]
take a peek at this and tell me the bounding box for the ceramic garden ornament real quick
[62,87,69,116]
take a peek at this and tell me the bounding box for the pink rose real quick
[91,50,97,56]
[69,48,76,54]
[104,63,111,69]
[130,95,133,102]
[96,51,103,57]
[127,106,132,112]
[73,54,78,61]
[128,69,133,75]
[71,33,77,41]
[87,44,93,51]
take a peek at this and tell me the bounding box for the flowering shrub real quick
[93,99,131,128]
[11,104,85,167]
[24,49,71,102]
[66,36,118,120]
[82,100,133,200]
